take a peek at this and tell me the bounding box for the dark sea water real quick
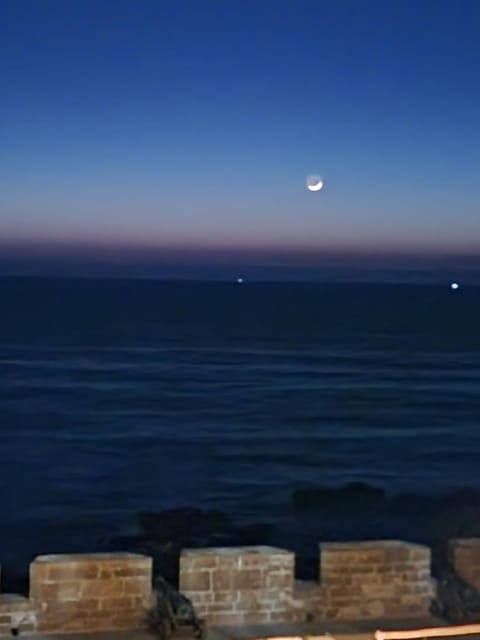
[1,277,480,587]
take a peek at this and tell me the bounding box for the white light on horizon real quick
[450,282,459,290]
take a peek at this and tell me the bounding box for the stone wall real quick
[180,541,435,626]
[0,538,448,635]
[290,580,326,622]
[0,595,36,636]
[450,538,480,591]
[179,546,295,625]
[319,541,434,620]
[30,552,152,633]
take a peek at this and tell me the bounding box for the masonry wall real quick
[29,552,152,633]
[0,595,36,636]
[180,541,435,626]
[320,541,434,620]
[449,538,480,591]
[0,538,457,635]
[179,546,295,625]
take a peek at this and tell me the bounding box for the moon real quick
[306,175,324,192]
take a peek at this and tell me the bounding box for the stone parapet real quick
[449,538,480,590]
[291,580,327,622]
[0,594,37,636]
[179,541,435,626]
[319,540,434,620]
[29,552,152,633]
[0,538,447,633]
[179,545,295,626]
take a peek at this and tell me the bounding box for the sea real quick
[1,276,480,588]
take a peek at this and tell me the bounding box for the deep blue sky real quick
[1,0,479,278]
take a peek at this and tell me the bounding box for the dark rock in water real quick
[389,488,480,546]
[138,508,232,544]
[142,541,183,587]
[388,492,434,515]
[295,554,319,582]
[136,507,273,550]
[225,523,274,546]
[390,488,480,518]
[292,482,386,510]
[103,533,150,548]
[100,487,480,590]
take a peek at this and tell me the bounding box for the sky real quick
[1,0,480,279]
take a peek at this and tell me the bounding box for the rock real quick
[225,522,273,546]
[292,481,386,510]
[136,507,273,550]
[138,507,232,544]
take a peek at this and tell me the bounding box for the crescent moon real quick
[307,180,324,192]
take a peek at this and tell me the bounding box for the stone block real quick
[47,563,100,580]
[180,546,295,626]
[29,552,152,633]
[180,570,212,591]
[244,612,272,624]
[266,571,293,589]
[319,540,433,620]
[81,577,125,598]
[180,553,218,571]
[211,568,232,590]
[209,612,245,625]
[213,591,236,604]
[0,595,37,636]
[450,538,480,590]
[122,576,152,597]
[235,590,263,611]
[232,569,263,590]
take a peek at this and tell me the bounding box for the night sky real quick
[1,0,479,278]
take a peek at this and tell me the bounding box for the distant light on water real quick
[450,282,459,290]
[237,277,244,284]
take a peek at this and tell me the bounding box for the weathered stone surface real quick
[180,546,294,625]
[179,540,437,625]
[431,539,480,623]
[0,594,38,637]
[319,540,434,620]
[292,482,386,510]
[30,552,152,633]
[0,535,446,633]
[181,570,212,591]
[450,538,480,590]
